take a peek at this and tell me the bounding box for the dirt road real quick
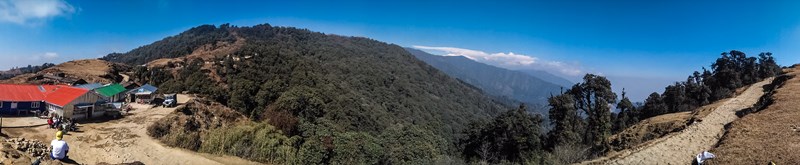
[2,95,260,165]
[590,78,773,164]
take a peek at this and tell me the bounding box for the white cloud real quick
[29,52,59,61]
[0,0,75,25]
[43,52,58,59]
[412,45,584,76]
[413,45,539,66]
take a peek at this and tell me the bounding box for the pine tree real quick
[568,74,616,152]
[547,93,582,148]
[614,89,635,133]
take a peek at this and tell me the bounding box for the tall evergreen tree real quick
[460,105,543,163]
[568,74,616,152]
[758,52,781,79]
[614,89,635,133]
[546,93,582,148]
[641,92,667,119]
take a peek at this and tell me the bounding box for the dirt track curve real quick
[589,78,773,164]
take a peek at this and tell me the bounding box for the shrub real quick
[200,122,299,164]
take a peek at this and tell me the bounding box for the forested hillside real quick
[406,48,564,107]
[107,24,511,164]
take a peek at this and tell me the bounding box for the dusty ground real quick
[603,83,745,155]
[583,78,773,164]
[0,95,260,165]
[706,68,800,164]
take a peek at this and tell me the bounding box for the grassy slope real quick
[707,66,800,164]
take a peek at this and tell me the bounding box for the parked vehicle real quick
[162,94,177,107]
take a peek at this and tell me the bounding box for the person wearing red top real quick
[47,118,54,129]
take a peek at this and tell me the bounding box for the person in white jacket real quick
[50,131,69,160]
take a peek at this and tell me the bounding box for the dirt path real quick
[591,78,773,164]
[120,73,130,83]
[2,95,260,165]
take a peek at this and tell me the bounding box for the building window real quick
[10,102,17,109]
[31,102,40,108]
[0,102,3,108]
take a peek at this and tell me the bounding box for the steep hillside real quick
[0,59,128,84]
[406,47,564,106]
[707,66,799,164]
[104,24,509,164]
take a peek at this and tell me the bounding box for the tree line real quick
[0,63,56,80]
[457,50,781,164]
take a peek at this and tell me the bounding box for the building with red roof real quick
[0,84,57,115]
[0,84,104,119]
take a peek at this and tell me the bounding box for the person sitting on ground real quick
[50,131,69,160]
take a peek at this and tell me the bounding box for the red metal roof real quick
[0,84,89,107]
[44,86,89,107]
[0,84,57,102]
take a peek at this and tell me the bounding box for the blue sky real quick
[2,0,800,101]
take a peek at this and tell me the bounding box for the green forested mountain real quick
[406,48,565,107]
[106,24,511,164]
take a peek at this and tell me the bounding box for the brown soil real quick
[0,59,128,84]
[706,67,800,164]
[0,95,260,165]
[583,78,774,164]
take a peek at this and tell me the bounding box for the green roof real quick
[95,84,126,97]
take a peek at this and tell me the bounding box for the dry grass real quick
[587,77,775,164]
[606,97,733,153]
[145,33,244,68]
[707,67,800,164]
[144,34,245,84]
[0,59,127,84]
[44,59,115,76]
[607,111,691,151]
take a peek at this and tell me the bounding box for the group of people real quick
[47,116,75,133]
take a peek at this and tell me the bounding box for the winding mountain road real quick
[590,78,773,164]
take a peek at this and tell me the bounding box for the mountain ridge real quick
[405,47,565,107]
